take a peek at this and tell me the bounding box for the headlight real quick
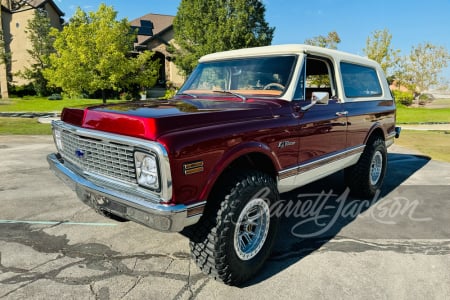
[134,151,160,190]
[53,129,63,152]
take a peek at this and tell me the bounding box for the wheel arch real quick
[364,123,386,145]
[199,142,280,203]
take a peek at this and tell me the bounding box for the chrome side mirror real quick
[301,92,330,111]
[312,91,330,105]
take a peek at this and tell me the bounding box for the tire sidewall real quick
[367,139,387,194]
[219,174,279,281]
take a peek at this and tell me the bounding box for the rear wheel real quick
[345,137,387,198]
[189,170,279,285]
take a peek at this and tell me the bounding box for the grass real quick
[429,98,450,106]
[0,97,122,112]
[0,96,126,135]
[396,105,450,124]
[0,117,52,135]
[395,130,450,162]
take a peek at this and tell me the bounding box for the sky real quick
[54,0,450,83]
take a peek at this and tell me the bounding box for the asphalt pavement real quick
[0,136,449,299]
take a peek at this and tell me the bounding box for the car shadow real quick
[243,152,431,286]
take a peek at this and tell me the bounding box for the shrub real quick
[161,88,177,100]
[9,84,36,97]
[392,90,414,106]
[48,93,63,100]
[418,93,430,100]
[120,92,133,100]
[160,81,178,100]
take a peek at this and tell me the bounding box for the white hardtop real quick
[199,44,379,68]
[198,44,391,102]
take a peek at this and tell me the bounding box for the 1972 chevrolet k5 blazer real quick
[48,44,400,285]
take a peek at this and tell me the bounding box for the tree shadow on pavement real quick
[243,152,431,286]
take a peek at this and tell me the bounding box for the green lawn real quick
[429,98,450,106]
[395,130,450,162]
[396,105,450,124]
[0,117,52,135]
[0,97,122,112]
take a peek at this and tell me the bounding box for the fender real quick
[198,141,282,202]
[364,121,387,144]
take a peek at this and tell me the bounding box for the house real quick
[0,6,184,99]
[0,0,64,98]
[130,13,185,89]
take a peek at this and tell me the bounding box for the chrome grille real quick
[60,130,136,183]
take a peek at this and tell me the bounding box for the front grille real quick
[60,130,136,183]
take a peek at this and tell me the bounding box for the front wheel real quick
[189,170,279,285]
[345,137,387,198]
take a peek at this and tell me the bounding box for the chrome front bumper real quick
[47,153,203,232]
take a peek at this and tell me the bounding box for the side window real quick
[341,62,382,98]
[294,57,336,101]
[305,57,335,100]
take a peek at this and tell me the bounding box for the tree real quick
[19,8,56,96]
[363,29,400,76]
[303,31,341,86]
[172,0,274,75]
[397,43,450,95]
[304,31,341,49]
[44,4,159,103]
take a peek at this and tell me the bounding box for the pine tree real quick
[20,8,56,96]
[172,0,274,75]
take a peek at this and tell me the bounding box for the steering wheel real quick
[263,82,285,91]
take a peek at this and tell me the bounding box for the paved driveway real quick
[0,136,449,299]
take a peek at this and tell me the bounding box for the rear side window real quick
[341,62,382,98]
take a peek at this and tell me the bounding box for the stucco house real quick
[0,0,64,98]
[130,13,185,88]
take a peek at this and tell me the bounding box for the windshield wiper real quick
[213,90,247,102]
[178,92,198,98]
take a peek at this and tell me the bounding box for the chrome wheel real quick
[234,198,270,261]
[370,150,383,185]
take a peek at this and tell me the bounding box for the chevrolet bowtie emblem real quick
[75,149,86,159]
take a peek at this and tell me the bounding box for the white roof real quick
[199,44,379,67]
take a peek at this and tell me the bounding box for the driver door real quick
[294,56,348,164]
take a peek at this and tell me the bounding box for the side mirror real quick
[301,91,330,111]
[312,91,330,105]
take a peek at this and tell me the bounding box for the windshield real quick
[179,55,297,98]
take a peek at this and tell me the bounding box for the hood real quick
[61,99,277,140]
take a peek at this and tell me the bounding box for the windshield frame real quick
[178,55,299,99]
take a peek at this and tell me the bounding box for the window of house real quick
[341,62,382,98]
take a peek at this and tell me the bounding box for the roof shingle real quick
[130,13,174,45]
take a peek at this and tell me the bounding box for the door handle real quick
[336,111,348,117]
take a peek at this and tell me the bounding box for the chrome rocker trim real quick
[277,145,365,193]
[47,153,203,232]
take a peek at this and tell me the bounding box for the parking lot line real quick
[0,219,117,226]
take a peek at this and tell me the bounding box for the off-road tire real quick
[189,170,279,286]
[345,137,387,198]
